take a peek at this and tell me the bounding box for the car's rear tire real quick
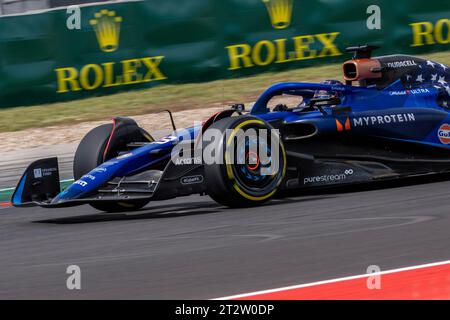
[73,122,151,212]
[203,116,286,207]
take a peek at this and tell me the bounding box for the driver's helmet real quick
[313,79,344,99]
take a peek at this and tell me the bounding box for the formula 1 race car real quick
[12,45,450,212]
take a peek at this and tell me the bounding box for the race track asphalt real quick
[0,178,450,299]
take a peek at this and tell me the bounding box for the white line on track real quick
[213,259,450,300]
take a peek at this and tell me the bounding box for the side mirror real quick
[309,97,342,107]
[231,104,245,112]
[309,97,342,116]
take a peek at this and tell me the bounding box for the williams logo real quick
[55,9,167,93]
[263,0,294,30]
[90,9,122,53]
[33,168,42,179]
[438,123,450,144]
[336,118,351,132]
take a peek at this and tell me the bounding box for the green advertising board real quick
[0,0,448,107]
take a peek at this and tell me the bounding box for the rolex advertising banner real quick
[0,0,448,108]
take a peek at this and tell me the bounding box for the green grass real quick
[1,52,449,133]
[0,179,74,202]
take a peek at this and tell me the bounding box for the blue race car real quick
[12,45,450,212]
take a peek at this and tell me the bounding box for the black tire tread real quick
[73,123,150,212]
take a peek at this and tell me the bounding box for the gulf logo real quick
[438,124,450,144]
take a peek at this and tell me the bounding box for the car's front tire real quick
[203,116,286,207]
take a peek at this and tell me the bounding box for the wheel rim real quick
[234,133,274,189]
[225,120,285,200]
